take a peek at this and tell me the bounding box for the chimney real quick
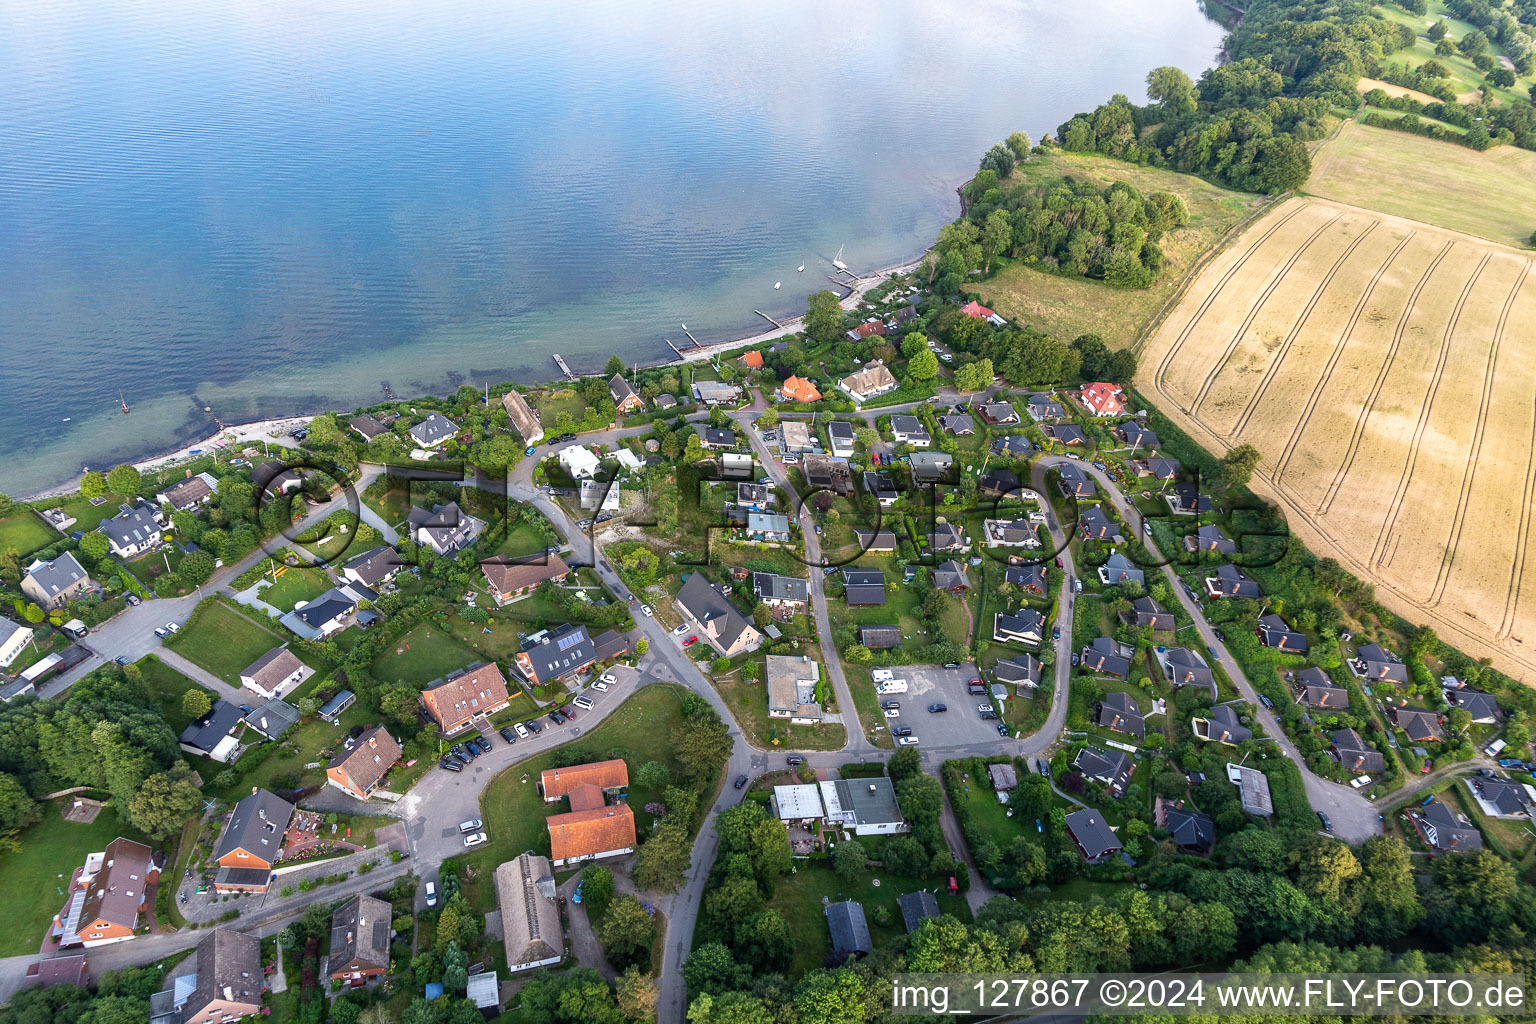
[258,808,266,820]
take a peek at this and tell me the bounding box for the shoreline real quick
[18,255,925,505]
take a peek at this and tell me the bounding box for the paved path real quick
[155,647,246,704]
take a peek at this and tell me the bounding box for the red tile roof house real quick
[1080,382,1127,417]
[959,301,1005,325]
[541,761,636,868]
[325,726,402,800]
[480,552,570,604]
[23,953,88,989]
[421,662,511,734]
[51,837,162,948]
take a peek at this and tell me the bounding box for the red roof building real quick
[778,376,823,403]
[742,350,765,368]
[960,301,995,319]
[1080,382,1126,417]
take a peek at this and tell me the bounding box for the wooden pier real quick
[753,309,786,329]
[552,354,575,380]
[665,338,688,360]
[682,327,701,347]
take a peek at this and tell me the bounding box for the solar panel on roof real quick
[556,632,583,651]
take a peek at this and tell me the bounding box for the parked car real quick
[892,725,913,737]
[463,832,488,848]
[154,626,168,638]
[513,722,530,739]
[459,818,483,833]
[943,662,961,670]
[1316,812,1333,833]
[450,743,470,759]
[928,703,948,713]
[499,727,518,743]
[547,712,564,726]
[640,605,652,616]
[165,622,180,634]
[786,755,805,766]
[898,736,920,746]
[125,593,141,606]
[525,719,542,734]
[599,673,617,684]
[683,636,698,647]
[439,757,463,773]
[525,446,537,456]
[573,695,594,710]
[1258,694,1275,709]
[1051,626,1061,640]
[883,708,901,719]
[114,655,129,665]
[672,624,690,636]
[425,882,438,907]
[996,723,1010,736]
[592,680,609,691]
[1070,652,1080,666]
[881,700,901,710]
[734,774,749,789]
[559,707,577,722]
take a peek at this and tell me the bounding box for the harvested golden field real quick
[1141,196,1536,679]
[1307,121,1536,249]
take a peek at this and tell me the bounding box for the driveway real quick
[893,665,1005,751]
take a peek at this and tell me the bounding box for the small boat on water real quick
[832,245,848,272]
[774,281,781,290]
[61,417,71,422]
[797,262,805,272]
[119,390,130,414]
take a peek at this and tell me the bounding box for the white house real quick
[239,647,314,701]
[100,500,166,559]
[0,617,34,668]
[818,778,908,835]
[558,445,601,480]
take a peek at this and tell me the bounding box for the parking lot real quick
[880,664,1008,751]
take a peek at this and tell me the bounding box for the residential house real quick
[1331,728,1385,773]
[613,447,643,474]
[278,581,377,640]
[745,512,792,542]
[692,380,743,405]
[826,901,872,959]
[698,426,736,450]
[514,623,629,686]
[890,415,930,447]
[938,412,975,435]
[862,471,899,506]
[497,853,564,973]
[319,690,356,723]
[772,783,825,823]
[898,891,940,934]
[609,374,643,414]
[753,572,809,610]
[325,726,401,800]
[1257,613,1308,653]
[1043,423,1088,446]
[1355,644,1408,683]
[1115,421,1159,448]
[779,421,814,453]
[766,654,823,724]
[51,837,160,948]
[22,955,87,990]
[251,460,302,496]
[1410,799,1483,854]
[960,300,1006,325]
[341,545,405,589]
[579,479,620,511]
[853,530,896,554]
[242,699,300,741]
[993,610,1044,646]
[820,777,907,834]
[991,435,1033,457]
[0,617,35,668]
[827,421,856,457]
[1065,809,1123,862]
[1193,704,1252,745]
[843,569,887,607]
[178,701,245,763]
[213,789,294,892]
[778,376,822,403]
[21,553,92,610]
[1469,777,1534,817]
[909,451,954,483]
[326,895,392,983]
[1079,506,1117,542]
[736,483,774,510]
[929,521,968,553]
[1004,564,1046,595]
[1073,747,1133,795]
[1188,524,1236,554]
[1162,804,1215,853]
[1120,596,1173,630]
[481,553,571,604]
[1056,463,1096,497]
[977,401,1020,425]
[501,390,544,444]
[983,519,1039,548]
[1097,690,1145,738]
[1443,687,1501,724]
[421,662,511,734]
[1227,762,1274,816]
[674,573,761,657]
[408,412,458,449]
[931,560,972,593]
[994,654,1042,693]
[100,500,165,558]
[893,304,920,326]
[1025,393,1066,421]
[544,773,637,868]
[157,472,219,512]
[845,319,887,341]
[1205,564,1262,599]
[238,647,313,701]
[558,444,601,480]
[1082,637,1134,678]
[1160,647,1213,689]
[408,502,481,555]
[541,760,629,804]
[740,350,765,369]
[1390,706,1444,742]
[858,625,901,649]
[348,414,389,442]
[1133,457,1180,480]
[174,930,263,1024]
[979,468,1019,497]
[1167,480,1211,515]
[838,362,899,403]
[1080,382,1126,417]
[803,454,854,495]
[1294,668,1348,709]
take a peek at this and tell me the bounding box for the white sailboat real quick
[774,281,781,290]
[797,262,805,272]
[832,245,848,272]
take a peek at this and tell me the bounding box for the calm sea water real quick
[0,0,1224,495]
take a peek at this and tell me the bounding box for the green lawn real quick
[767,859,972,978]
[259,566,333,613]
[136,655,218,733]
[168,598,286,684]
[461,685,699,916]
[1370,0,1536,109]
[369,622,481,688]
[715,658,849,752]
[37,495,122,535]
[0,801,149,956]
[0,513,56,559]
[491,522,551,559]
[294,512,361,563]
[204,700,373,802]
[536,391,589,431]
